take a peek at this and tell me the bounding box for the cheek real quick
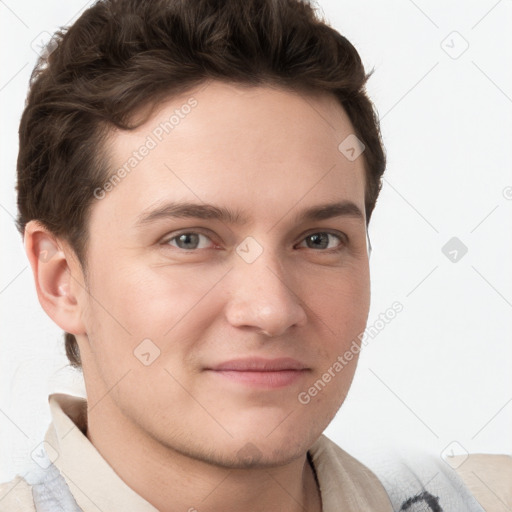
[300,272,369,407]
[81,261,225,361]
[309,264,370,341]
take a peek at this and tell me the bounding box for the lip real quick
[208,357,309,371]
[205,357,310,388]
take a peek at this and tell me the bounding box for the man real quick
[1,0,509,510]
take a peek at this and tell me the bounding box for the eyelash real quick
[161,230,347,253]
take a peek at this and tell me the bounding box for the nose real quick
[224,248,308,337]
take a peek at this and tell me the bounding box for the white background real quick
[1,0,511,482]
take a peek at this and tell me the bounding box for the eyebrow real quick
[135,199,365,228]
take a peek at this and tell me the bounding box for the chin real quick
[215,435,312,469]
[218,421,322,468]
[208,399,338,463]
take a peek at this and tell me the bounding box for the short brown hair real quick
[16,0,386,369]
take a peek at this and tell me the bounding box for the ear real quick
[24,220,86,336]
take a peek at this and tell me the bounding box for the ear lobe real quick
[24,220,86,336]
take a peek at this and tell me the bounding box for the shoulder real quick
[449,453,512,511]
[0,475,35,512]
[312,436,511,512]
[366,448,510,512]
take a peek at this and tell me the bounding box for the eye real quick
[297,231,346,252]
[164,231,215,251]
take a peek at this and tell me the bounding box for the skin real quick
[25,80,370,512]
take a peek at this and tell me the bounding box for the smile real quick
[205,357,311,388]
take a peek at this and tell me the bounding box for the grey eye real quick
[167,232,211,250]
[300,232,344,251]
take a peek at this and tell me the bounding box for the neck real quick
[85,396,322,512]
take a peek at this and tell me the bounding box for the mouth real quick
[205,357,311,388]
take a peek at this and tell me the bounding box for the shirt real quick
[0,393,510,511]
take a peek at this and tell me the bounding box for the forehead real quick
[92,81,366,231]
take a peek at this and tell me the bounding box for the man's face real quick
[75,81,370,467]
